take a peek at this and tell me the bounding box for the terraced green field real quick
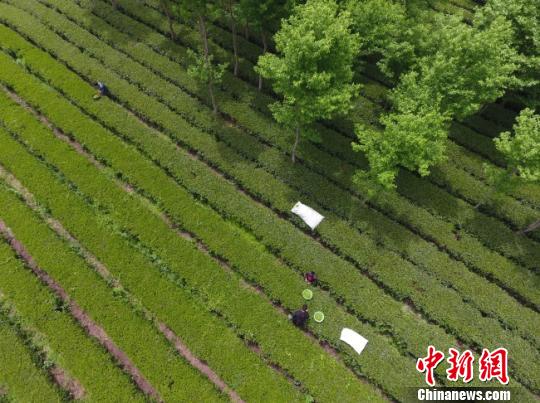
[0,0,537,401]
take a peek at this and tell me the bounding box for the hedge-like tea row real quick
[0,85,388,403]
[51,0,540,279]
[0,285,62,403]
[443,139,540,210]
[0,66,429,398]
[0,221,147,402]
[0,131,313,402]
[480,102,519,129]
[0,326,59,403]
[0,167,232,403]
[0,16,512,394]
[356,57,540,215]
[3,24,540,398]
[0,82,435,398]
[203,0,520,183]
[122,0,540,264]
[345,76,540,246]
[3,46,534,399]
[4,19,540,394]
[4,0,540,370]
[2,7,539,372]
[37,0,540,327]
[6,1,536,352]
[162,0,538,226]
[19,0,536,310]
[110,0,540,236]
[0,40,472,398]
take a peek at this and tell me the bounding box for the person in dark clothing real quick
[291,304,309,329]
[304,271,317,285]
[94,81,109,99]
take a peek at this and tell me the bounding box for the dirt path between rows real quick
[0,166,244,402]
[0,220,162,402]
[2,90,246,402]
[1,85,386,399]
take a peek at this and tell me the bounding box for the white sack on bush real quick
[340,328,368,356]
[291,202,324,230]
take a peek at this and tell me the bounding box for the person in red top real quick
[304,271,317,285]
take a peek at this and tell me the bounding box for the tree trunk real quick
[521,219,540,234]
[208,82,218,114]
[229,1,239,76]
[163,4,176,40]
[258,31,267,91]
[111,0,117,9]
[291,126,300,163]
[244,23,249,40]
[198,16,218,114]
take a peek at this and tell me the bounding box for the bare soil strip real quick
[3,84,378,394]
[0,299,84,400]
[0,166,244,403]
[0,220,162,402]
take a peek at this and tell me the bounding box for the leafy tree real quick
[187,50,228,113]
[493,108,540,235]
[353,73,450,188]
[353,14,518,188]
[159,0,179,40]
[344,0,413,77]
[475,0,540,107]
[495,108,540,182]
[345,0,406,55]
[256,0,360,162]
[238,0,294,89]
[179,0,227,113]
[404,15,517,120]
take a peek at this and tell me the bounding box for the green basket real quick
[313,311,325,323]
[302,289,313,300]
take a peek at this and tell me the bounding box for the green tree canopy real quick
[401,14,518,120]
[238,0,294,88]
[353,72,450,188]
[345,0,406,57]
[344,0,417,78]
[475,0,540,107]
[256,0,360,162]
[495,108,540,182]
[353,13,519,188]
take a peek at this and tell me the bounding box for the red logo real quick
[416,345,445,386]
[417,347,509,386]
[446,348,474,383]
[479,348,509,385]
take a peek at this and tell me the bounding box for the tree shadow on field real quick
[73,0,149,48]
